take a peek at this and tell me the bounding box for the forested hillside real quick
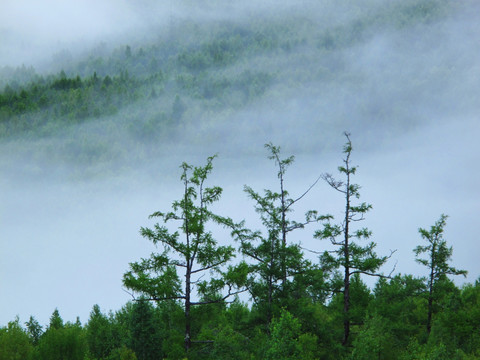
[2,0,475,175]
[1,0,479,359]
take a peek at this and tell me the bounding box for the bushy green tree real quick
[0,318,33,360]
[351,313,394,360]
[265,309,318,360]
[123,156,246,353]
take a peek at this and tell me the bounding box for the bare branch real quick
[191,260,228,274]
[285,175,322,211]
[123,288,187,302]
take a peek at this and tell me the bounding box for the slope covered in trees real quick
[1,0,472,176]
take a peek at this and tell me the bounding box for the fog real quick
[1,0,479,326]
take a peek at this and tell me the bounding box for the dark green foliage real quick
[128,300,162,360]
[369,275,427,349]
[25,316,43,346]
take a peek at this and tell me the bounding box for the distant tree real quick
[48,308,64,330]
[414,214,467,334]
[86,304,115,359]
[129,300,162,360]
[123,156,246,354]
[25,315,43,345]
[37,316,87,360]
[172,94,186,120]
[232,143,327,323]
[315,132,392,346]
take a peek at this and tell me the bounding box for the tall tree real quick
[315,132,391,346]
[232,144,327,323]
[414,214,467,334]
[123,156,246,353]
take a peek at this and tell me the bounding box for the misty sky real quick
[1,0,479,327]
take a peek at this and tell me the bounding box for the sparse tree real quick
[123,156,246,353]
[315,132,392,346]
[232,144,327,323]
[414,214,467,334]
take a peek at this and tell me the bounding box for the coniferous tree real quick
[86,304,115,359]
[315,132,392,346]
[129,300,162,360]
[123,156,246,353]
[25,315,43,346]
[414,214,467,334]
[232,144,327,323]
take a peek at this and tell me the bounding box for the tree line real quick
[1,134,478,359]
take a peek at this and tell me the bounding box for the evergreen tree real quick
[315,132,391,346]
[414,214,467,334]
[25,315,43,345]
[86,304,115,359]
[123,156,246,354]
[232,143,327,323]
[129,300,162,360]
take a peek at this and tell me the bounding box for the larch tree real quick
[315,132,392,346]
[232,143,328,323]
[123,156,246,353]
[414,214,467,334]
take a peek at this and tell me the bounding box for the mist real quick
[1,0,479,327]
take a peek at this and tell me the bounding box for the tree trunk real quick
[342,169,351,346]
[185,267,191,352]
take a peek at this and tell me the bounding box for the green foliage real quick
[0,318,33,360]
[414,214,467,334]
[315,132,389,346]
[350,313,395,360]
[25,316,43,346]
[129,300,162,360]
[369,275,427,349]
[265,309,319,360]
[124,156,242,353]
[232,144,327,323]
[107,345,137,360]
[36,321,87,360]
[86,304,117,359]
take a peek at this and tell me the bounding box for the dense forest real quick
[1,0,479,359]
